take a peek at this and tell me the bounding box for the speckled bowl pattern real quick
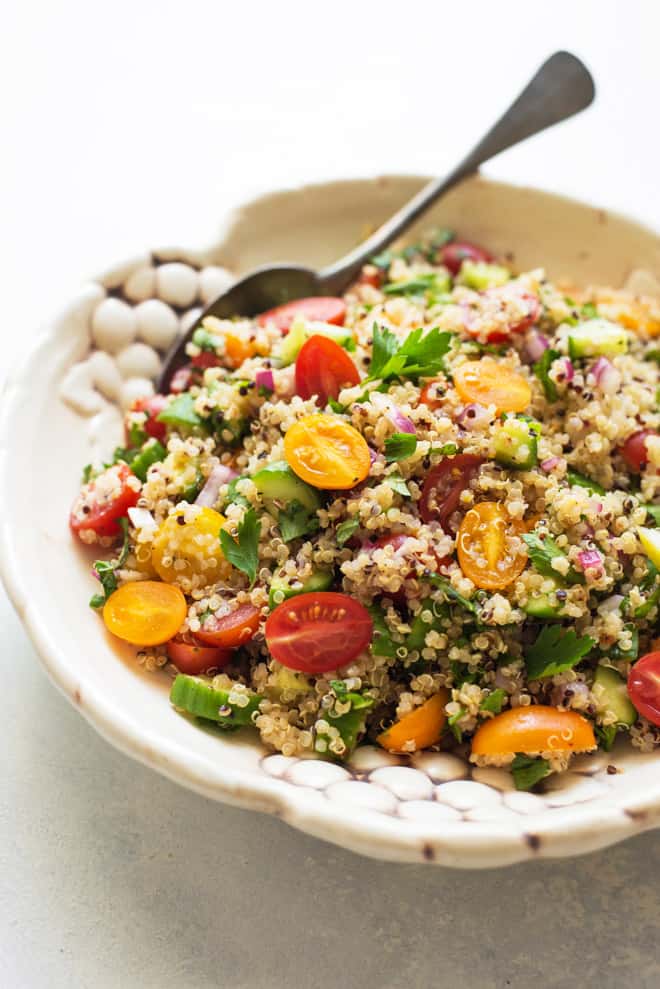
[4,175,660,867]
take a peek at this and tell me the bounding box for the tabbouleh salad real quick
[69,230,660,790]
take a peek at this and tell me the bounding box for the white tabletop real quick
[3,3,660,986]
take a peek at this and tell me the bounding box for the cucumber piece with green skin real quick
[314,693,374,757]
[593,665,637,727]
[170,674,262,727]
[405,598,449,652]
[522,589,563,619]
[275,317,355,366]
[252,461,322,514]
[457,260,510,290]
[568,318,629,358]
[268,568,334,609]
[129,439,167,482]
[493,416,541,469]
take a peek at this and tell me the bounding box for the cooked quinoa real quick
[70,229,660,790]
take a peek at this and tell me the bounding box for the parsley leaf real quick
[595,723,618,752]
[367,604,399,658]
[89,518,130,609]
[480,688,507,714]
[511,754,551,791]
[277,500,320,543]
[644,505,660,526]
[223,477,250,511]
[533,348,560,402]
[522,531,584,585]
[367,324,453,383]
[384,433,417,462]
[431,442,459,456]
[219,508,260,585]
[447,707,466,742]
[566,469,606,495]
[383,272,450,297]
[384,474,410,497]
[524,625,594,679]
[156,393,202,429]
[336,518,360,546]
[581,301,599,320]
[81,463,94,484]
[429,574,477,615]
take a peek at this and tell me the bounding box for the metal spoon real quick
[159,50,594,391]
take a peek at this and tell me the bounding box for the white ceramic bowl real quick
[3,174,660,868]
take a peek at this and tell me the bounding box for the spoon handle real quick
[319,51,595,295]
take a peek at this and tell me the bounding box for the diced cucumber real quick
[314,693,374,758]
[568,318,628,358]
[268,568,334,609]
[493,415,541,469]
[593,665,637,727]
[457,260,510,290]
[522,585,563,619]
[566,469,606,495]
[638,525,660,569]
[129,439,167,482]
[170,674,262,727]
[405,598,449,652]
[644,504,660,526]
[252,461,323,513]
[274,315,354,366]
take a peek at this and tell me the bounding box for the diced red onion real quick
[550,680,590,708]
[255,368,275,392]
[561,357,574,382]
[541,456,560,472]
[524,330,549,364]
[127,506,157,531]
[591,356,621,395]
[368,446,378,465]
[457,403,491,429]
[578,549,603,572]
[386,405,416,434]
[195,464,238,507]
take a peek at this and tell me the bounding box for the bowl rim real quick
[3,172,660,867]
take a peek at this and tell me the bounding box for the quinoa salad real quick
[69,230,660,791]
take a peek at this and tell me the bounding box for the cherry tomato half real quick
[457,501,527,590]
[419,455,484,532]
[103,581,187,646]
[191,350,221,370]
[151,507,229,586]
[621,429,657,472]
[628,651,660,726]
[195,604,261,648]
[131,394,168,442]
[471,705,597,756]
[284,413,371,490]
[170,366,194,393]
[419,379,444,411]
[257,297,347,333]
[454,359,531,414]
[265,591,373,673]
[295,334,360,406]
[70,463,140,540]
[378,690,450,753]
[438,240,493,275]
[166,636,233,674]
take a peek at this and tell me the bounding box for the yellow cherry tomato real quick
[151,507,229,587]
[284,414,371,490]
[378,691,449,753]
[457,501,527,590]
[103,581,187,646]
[454,359,531,413]
[471,706,596,757]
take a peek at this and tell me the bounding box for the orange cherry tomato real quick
[103,581,187,646]
[419,379,444,411]
[195,604,261,648]
[471,705,597,757]
[378,690,449,753]
[457,501,527,590]
[284,413,371,490]
[454,359,531,414]
[257,297,347,333]
[166,637,233,674]
[224,331,257,368]
[151,507,229,586]
[295,335,360,406]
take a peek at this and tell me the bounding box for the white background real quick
[2,3,660,987]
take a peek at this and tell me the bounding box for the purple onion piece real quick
[387,405,416,434]
[457,403,491,429]
[524,330,549,364]
[578,549,603,572]
[562,357,575,382]
[540,456,560,472]
[368,446,378,465]
[255,368,275,392]
[591,356,621,395]
[195,464,239,507]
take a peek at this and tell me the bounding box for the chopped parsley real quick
[89,518,130,609]
[595,723,618,752]
[156,393,203,429]
[522,531,583,585]
[223,477,251,511]
[429,574,477,615]
[383,272,450,298]
[581,301,599,320]
[384,474,411,497]
[511,754,551,791]
[367,605,399,658]
[480,688,507,715]
[533,348,560,402]
[367,324,454,384]
[384,432,417,462]
[277,501,320,543]
[336,518,360,546]
[524,625,594,680]
[219,507,260,585]
[566,469,606,495]
[644,504,660,526]
[81,463,94,484]
[447,707,465,742]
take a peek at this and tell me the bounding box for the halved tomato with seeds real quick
[419,455,484,532]
[265,592,372,673]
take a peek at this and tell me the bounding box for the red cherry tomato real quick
[131,394,168,441]
[439,241,493,275]
[170,366,193,393]
[195,604,261,648]
[70,463,139,540]
[356,267,383,289]
[265,592,373,673]
[257,297,347,333]
[191,351,221,370]
[621,429,657,472]
[627,651,659,725]
[166,637,233,674]
[295,334,360,406]
[420,455,484,532]
[419,379,444,411]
